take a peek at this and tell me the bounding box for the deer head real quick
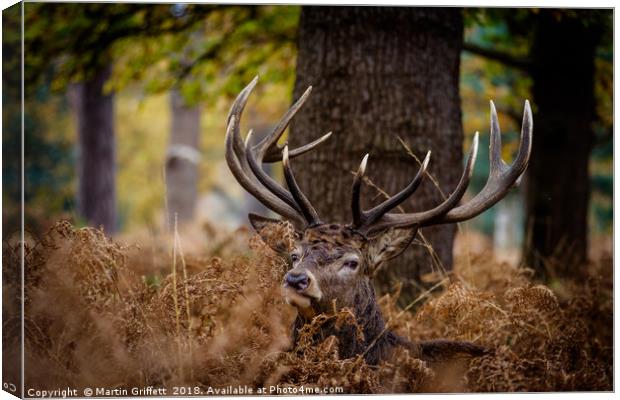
[225,76,532,335]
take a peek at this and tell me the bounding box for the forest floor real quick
[3,220,613,394]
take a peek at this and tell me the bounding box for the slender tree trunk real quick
[290,6,464,303]
[524,11,601,277]
[72,64,117,234]
[165,89,201,229]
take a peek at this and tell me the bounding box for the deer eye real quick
[290,253,300,263]
[342,259,359,270]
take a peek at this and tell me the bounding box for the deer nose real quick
[285,271,310,291]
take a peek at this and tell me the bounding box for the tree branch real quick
[462,42,533,72]
[176,30,296,81]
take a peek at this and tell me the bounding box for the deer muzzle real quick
[285,271,309,290]
[282,269,322,313]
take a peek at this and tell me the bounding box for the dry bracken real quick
[2,221,611,393]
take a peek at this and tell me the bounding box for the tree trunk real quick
[165,89,201,229]
[290,6,464,303]
[524,11,601,277]
[72,64,117,234]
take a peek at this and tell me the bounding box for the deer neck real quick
[292,283,399,365]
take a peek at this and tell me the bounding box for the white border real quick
[0,1,615,400]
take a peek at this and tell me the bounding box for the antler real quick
[352,100,533,236]
[225,76,330,227]
[351,151,431,229]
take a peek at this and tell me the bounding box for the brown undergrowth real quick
[2,221,612,393]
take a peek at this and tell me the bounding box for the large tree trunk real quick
[165,89,201,229]
[290,6,464,303]
[524,11,602,277]
[72,64,117,234]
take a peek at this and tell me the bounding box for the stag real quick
[225,77,532,365]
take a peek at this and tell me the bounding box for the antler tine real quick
[225,115,303,225]
[264,131,333,162]
[227,76,258,157]
[282,146,321,225]
[230,81,329,164]
[351,151,430,231]
[244,129,303,212]
[362,151,431,228]
[227,77,258,123]
[259,85,331,163]
[511,100,533,175]
[489,100,505,171]
[257,86,312,160]
[436,100,532,224]
[351,154,369,227]
[366,133,479,235]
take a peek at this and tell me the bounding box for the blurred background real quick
[2,5,612,293]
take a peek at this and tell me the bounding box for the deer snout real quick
[282,269,322,312]
[285,271,310,291]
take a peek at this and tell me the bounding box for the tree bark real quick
[290,6,464,303]
[71,64,117,234]
[165,89,201,229]
[524,11,602,277]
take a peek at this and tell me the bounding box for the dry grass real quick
[2,220,612,393]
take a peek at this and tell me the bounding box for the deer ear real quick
[248,213,298,255]
[367,227,417,270]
